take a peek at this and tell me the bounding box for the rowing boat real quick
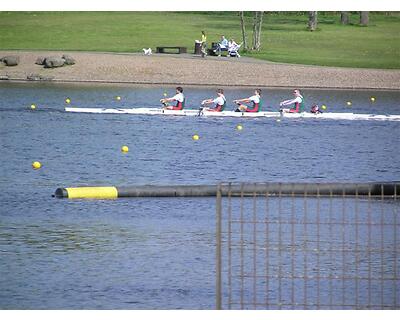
[65,107,400,121]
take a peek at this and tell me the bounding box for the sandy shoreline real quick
[1,50,399,90]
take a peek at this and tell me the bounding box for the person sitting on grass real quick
[228,38,241,58]
[160,87,185,110]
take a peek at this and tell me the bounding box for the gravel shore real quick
[1,50,399,90]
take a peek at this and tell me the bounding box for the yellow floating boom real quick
[54,183,399,199]
[56,187,118,199]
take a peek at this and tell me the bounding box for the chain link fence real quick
[216,182,399,309]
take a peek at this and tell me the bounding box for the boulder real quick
[27,74,42,81]
[27,74,54,81]
[35,56,46,65]
[62,54,76,65]
[1,56,20,66]
[44,56,65,68]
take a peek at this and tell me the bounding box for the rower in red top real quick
[160,87,185,110]
[233,89,262,112]
[279,89,305,113]
[201,88,226,112]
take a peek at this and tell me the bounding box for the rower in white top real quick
[160,87,185,110]
[280,89,305,113]
[233,89,262,113]
[201,89,227,112]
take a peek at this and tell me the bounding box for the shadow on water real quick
[0,223,148,253]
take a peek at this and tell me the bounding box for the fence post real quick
[216,183,222,310]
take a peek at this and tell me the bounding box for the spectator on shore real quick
[228,38,241,57]
[197,31,207,57]
[214,35,229,57]
[228,39,238,50]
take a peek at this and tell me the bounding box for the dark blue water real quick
[0,83,399,309]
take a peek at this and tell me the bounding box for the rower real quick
[310,104,323,114]
[160,87,185,110]
[233,89,262,112]
[279,89,305,113]
[201,88,226,112]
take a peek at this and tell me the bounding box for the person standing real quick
[233,89,262,112]
[160,87,185,110]
[196,31,207,57]
[201,89,226,112]
[200,31,207,57]
[280,89,305,113]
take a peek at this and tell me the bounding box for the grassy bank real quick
[0,12,399,69]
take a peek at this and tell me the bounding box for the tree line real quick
[240,11,371,52]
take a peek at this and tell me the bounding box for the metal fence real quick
[215,182,399,310]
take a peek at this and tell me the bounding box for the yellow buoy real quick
[192,134,200,141]
[236,124,243,131]
[163,92,167,97]
[346,101,352,106]
[30,104,36,110]
[65,98,71,104]
[370,97,376,102]
[121,145,129,153]
[276,118,281,122]
[321,105,327,110]
[116,96,121,101]
[32,161,41,169]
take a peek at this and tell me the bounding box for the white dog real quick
[143,48,152,55]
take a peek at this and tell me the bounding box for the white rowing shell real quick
[65,107,400,121]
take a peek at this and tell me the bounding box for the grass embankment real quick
[0,11,399,69]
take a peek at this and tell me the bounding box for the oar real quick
[233,101,247,112]
[160,91,169,108]
[198,104,205,116]
[198,99,212,116]
[160,100,169,108]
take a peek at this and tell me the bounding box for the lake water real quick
[0,83,399,309]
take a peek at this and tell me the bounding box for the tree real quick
[239,11,264,52]
[360,11,369,26]
[341,11,350,25]
[251,11,264,51]
[239,12,248,51]
[308,11,318,31]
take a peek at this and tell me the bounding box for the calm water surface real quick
[0,83,399,309]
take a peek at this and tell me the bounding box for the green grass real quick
[0,11,399,69]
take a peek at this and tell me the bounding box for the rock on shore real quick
[1,55,20,66]
[44,56,66,68]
